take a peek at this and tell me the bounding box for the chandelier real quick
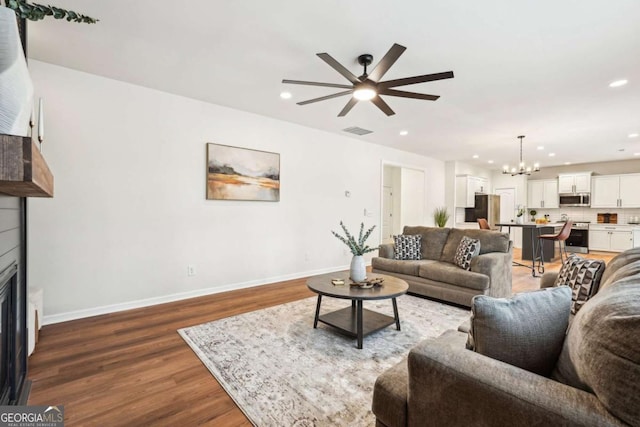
[502,135,540,176]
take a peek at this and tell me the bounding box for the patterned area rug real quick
[178,294,469,426]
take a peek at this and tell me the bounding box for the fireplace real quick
[0,263,30,404]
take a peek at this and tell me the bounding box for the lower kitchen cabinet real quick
[589,226,634,252]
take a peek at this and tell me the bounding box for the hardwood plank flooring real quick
[27,249,617,426]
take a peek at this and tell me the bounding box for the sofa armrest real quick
[379,243,395,259]
[469,249,512,298]
[406,331,625,427]
[540,272,559,288]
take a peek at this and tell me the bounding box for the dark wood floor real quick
[27,249,617,426]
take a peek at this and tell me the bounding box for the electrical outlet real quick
[187,265,196,276]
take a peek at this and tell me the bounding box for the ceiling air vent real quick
[343,126,373,136]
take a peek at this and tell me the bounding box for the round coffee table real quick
[306,271,409,349]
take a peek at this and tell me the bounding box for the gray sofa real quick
[372,226,513,307]
[372,247,640,427]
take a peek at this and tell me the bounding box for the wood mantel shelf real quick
[0,134,54,197]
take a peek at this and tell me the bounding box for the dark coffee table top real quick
[306,271,408,301]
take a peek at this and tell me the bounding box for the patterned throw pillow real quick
[554,254,606,314]
[393,235,422,260]
[453,236,481,270]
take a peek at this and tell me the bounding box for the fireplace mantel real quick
[0,134,54,197]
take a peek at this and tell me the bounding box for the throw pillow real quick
[552,280,640,426]
[453,236,480,270]
[466,286,572,377]
[393,235,422,260]
[554,254,606,314]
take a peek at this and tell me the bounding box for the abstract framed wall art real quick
[206,143,280,201]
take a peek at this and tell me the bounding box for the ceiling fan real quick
[282,43,454,117]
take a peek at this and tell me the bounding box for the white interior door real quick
[382,186,393,243]
[496,187,517,244]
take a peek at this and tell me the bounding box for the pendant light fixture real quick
[502,135,540,176]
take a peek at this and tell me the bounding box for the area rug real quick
[178,294,469,426]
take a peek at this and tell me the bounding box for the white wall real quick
[28,61,446,323]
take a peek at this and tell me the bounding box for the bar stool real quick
[538,221,573,263]
[477,218,491,230]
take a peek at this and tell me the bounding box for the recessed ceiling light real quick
[564,162,572,165]
[629,133,639,138]
[609,79,628,88]
[548,153,556,157]
[634,152,640,156]
[488,160,494,164]
[537,146,544,150]
[399,130,408,136]
[472,154,479,159]
[280,91,292,99]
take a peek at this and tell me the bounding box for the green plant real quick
[529,209,537,218]
[3,0,98,23]
[517,208,525,217]
[433,207,450,227]
[331,222,377,256]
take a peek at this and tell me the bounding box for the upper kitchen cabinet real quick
[527,179,559,209]
[455,175,488,208]
[592,173,640,208]
[558,172,591,193]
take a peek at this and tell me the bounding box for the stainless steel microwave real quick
[559,193,590,207]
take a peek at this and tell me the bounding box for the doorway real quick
[381,164,426,244]
[495,187,519,247]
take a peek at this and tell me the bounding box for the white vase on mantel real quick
[0,6,34,137]
[350,255,366,282]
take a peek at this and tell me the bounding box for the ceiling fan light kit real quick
[503,135,540,176]
[282,43,454,117]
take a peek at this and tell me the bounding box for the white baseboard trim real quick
[42,263,366,325]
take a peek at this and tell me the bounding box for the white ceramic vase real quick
[0,6,34,137]
[350,255,366,282]
[516,216,524,224]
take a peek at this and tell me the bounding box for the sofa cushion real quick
[440,228,510,263]
[599,246,640,292]
[467,286,572,377]
[554,254,606,314]
[453,236,481,270]
[418,262,489,291]
[371,258,432,276]
[393,234,422,260]
[552,276,640,426]
[402,226,450,260]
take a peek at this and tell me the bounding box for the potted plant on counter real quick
[331,222,377,282]
[433,207,450,228]
[529,209,537,221]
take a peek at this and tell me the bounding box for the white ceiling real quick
[27,0,640,170]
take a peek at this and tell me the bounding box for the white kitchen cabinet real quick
[455,175,489,208]
[527,179,558,209]
[634,229,640,248]
[558,172,591,193]
[589,225,634,252]
[591,173,640,208]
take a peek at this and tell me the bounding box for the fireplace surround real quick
[0,262,30,404]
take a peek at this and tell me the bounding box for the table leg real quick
[392,298,401,330]
[313,295,322,328]
[356,300,363,349]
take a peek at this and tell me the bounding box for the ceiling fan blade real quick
[297,90,353,106]
[371,96,395,116]
[379,71,455,88]
[338,97,358,117]
[367,43,406,82]
[379,88,440,101]
[282,79,353,89]
[317,53,360,84]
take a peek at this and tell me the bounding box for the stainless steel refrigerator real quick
[464,194,501,228]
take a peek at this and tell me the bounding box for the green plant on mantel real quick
[3,0,98,23]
